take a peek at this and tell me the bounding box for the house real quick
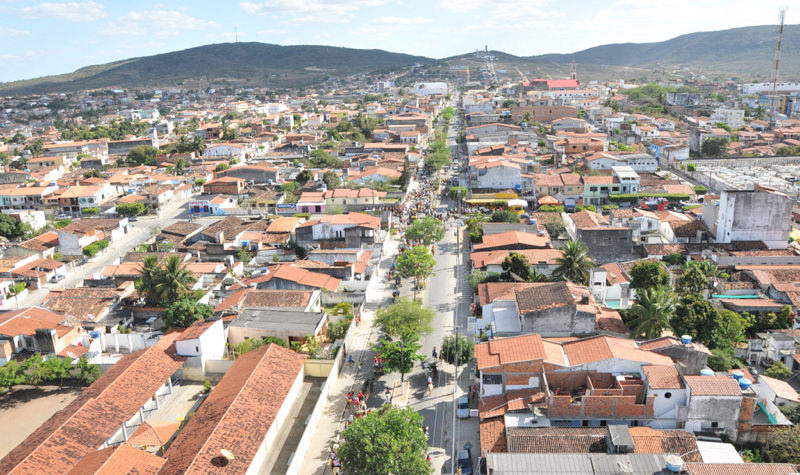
[42,287,119,323]
[215,289,321,316]
[565,210,635,264]
[11,258,66,287]
[0,306,80,365]
[203,176,247,195]
[188,194,237,215]
[46,184,119,217]
[0,186,56,210]
[260,265,341,292]
[470,248,563,276]
[204,142,247,161]
[0,333,185,474]
[227,309,327,346]
[472,231,550,252]
[702,188,792,248]
[589,258,670,310]
[683,376,748,439]
[323,188,386,207]
[348,166,402,184]
[160,344,305,474]
[218,164,280,184]
[57,217,130,256]
[296,191,326,214]
[295,212,380,248]
[757,374,800,407]
[173,318,226,376]
[473,160,522,191]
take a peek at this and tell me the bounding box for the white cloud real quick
[102,10,216,37]
[0,26,31,37]
[17,1,107,22]
[240,0,392,24]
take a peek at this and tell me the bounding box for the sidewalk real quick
[298,236,402,475]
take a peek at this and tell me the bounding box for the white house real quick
[474,161,521,190]
[204,143,247,161]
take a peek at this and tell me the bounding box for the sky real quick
[0,0,793,82]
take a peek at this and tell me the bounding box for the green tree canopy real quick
[628,261,670,291]
[553,240,594,285]
[162,298,213,328]
[375,298,434,337]
[233,337,288,356]
[448,186,468,202]
[339,406,430,475]
[764,425,800,464]
[372,332,424,382]
[440,334,474,366]
[675,265,708,296]
[322,170,341,189]
[116,202,145,217]
[628,287,677,340]
[501,252,546,282]
[405,217,445,245]
[765,361,793,381]
[701,137,728,157]
[0,214,31,240]
[490,209,520,223]
[295,169,314,184]
[396,245,436,281]
[670,295,721,346]
[126,145,158,166]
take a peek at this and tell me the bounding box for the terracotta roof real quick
[126,421,181,448]
[628,427,700,462]
[42,287,117,320]
[562,335,673,367]
[176,319,217,342]
[270,265,341,291]
[479,418,507,454]
[684,376,742,397]
[0,333,184,474]
[0,306,67,338]
[66,443,166,474]
[472,231,550,251]
[684,463,798,475]
[241,289,313,309]
[595,308,627,334]
[470,248,562,268]
[759,374,800,403]
[265,217,301,233]
[638,336,680,351]
[515,281,576,313]
[642,365,684,389]
[475,334,566,370]
[600,262,627,285]
[478,388,546,419]
[506,427,607,453]
[160,344,306,474]
[569,210,609,228]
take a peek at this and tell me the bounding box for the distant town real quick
[2,36,800,475]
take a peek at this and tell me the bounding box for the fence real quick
[286,347,344,475]
[321,291,366,306]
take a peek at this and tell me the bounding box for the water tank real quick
[731,370,744,380]
[700,368,714,376]
[681,335,692,344]
[89,331,100,339]
[738,378,752,390]
[664,454,683,472]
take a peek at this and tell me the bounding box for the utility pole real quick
[451,215,460,475]
[769,7,788,127]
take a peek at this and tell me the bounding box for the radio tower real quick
[769,7,788,126]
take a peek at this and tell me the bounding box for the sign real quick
[277,203,296,214]
[495,192,518,199]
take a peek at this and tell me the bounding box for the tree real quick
[448,186,468,202]
[490,209,520,223]
[126,145,158,166]
[766,361,793,381]
[233,337,288,356]
[77,357,100,384]
[136,255,161,304]
[46,357,74,389]
[628,261,670,291]
[0,360,26,392]
[764,425,800,464]
[83,169,104,178]
[466,213,485,243]
[81,207,99,216]
[24,138,44,157]
[712,309,753,350]
[116,202,145,217]
[395,246,436,283]
[162,298,213,328]
[553,240,594,285]
[0,214,30,240]
[322,170,340,189]
[375,298,434,337]
[781,404,800,424]
[215,163,230,172]
[23,353,52,385]
[441,335,474,366]
[664,252,685,266]
[295,169,314,184]
[501,252,545,282]
[670,295,720,346]
[154,255,197,304]
[339,406,429,475]
[627,287,676,339]
[372,332,424,383]
[404,217,444,245]
[701,137,728,157]
[675,265,707,296]
[236,248,253,264]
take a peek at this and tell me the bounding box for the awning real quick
[538,195,558,205]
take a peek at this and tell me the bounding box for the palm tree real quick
[154,255,196,304]
[628,287,677,340]
[136,255,160,304]
[190,135,206,155]
[553,240,594,285]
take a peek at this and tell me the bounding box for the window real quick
[612,187,619,192]
[600,420,607,427]
[482,374,502,385]
[582,420,589,427]
[590,186,598,192]
[664,392,672,399]
[711,422,719,428]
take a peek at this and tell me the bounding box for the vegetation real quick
[628,261,670,291]
[627,287,676,339]
[136,255,198,305]
[232,336,288,356]
[701,137,728,157]
[54,218,72,229]
[295,169,314,184]
[466,269,501,289]
[82,239,109,257]
[396,245,436,282]
[0,214,32,240]
[553,240,594,285]
[764,425,800,464]
[322,170,341,189]
[162,299,213,328]
[765,361,793,381]
[115,202,145,217]
[440,334,474,366]
[448,186,468,202]
[664,252,685,266]
[0,355,100,392]
[126,145,158,166]
[404,217,445,245]
[372,332,424,383]
[501,252,546,283]
[466,213,485,243]
[490,209,520,223]
[339,406,430,475]
[425,138,450,170]
[375,298,434,337]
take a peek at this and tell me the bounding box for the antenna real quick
[235,25,239,43]
[769,6,788,126]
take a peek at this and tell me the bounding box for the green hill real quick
[0,42,431,95]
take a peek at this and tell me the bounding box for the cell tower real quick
[769,6,788,125]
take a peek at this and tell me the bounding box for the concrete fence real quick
[286,348,344,475]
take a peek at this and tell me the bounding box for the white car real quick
[456,395,470,419]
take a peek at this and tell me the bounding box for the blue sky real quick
[0,0,791,82]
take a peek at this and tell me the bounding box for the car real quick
[457,449,473,475]
[128,216,138,222]
[456,395,470,419]
[56,214,70,220]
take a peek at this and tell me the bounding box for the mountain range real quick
[2,24,798,95]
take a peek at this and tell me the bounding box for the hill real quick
[0,43,431,95]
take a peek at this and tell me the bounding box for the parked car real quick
[457,449,473,475]
[128,216,138,222]
[456,395,470,419]
[57,214,71,220]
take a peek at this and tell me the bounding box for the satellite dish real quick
[220,449,235,461]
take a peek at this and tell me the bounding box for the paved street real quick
[19,196,193,308]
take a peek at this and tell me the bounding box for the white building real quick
[710,108,745,129]
[413,82,448,96]
[702,189,793,249]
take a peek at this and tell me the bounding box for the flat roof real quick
[231,308,325,333]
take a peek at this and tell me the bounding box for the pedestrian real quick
[358,391,364,401]
[432,346,437,360]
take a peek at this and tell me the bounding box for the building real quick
[295,212,380,248]
[710,108,745,129]
[565,210,634,264]
[227,308,327,346]
[0,306,80,364]
[702,188,793,248]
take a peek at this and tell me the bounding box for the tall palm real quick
[136,255,160,304]
[628,287,677,340]
[553,240,594,285]
[154,255,196,304]
[191,135,206,155]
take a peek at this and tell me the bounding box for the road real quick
[18,196,195,308]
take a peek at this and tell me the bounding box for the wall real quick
[521,305,594,337]
[577,228,635,265]
[320,292,366,306]
[716,190,792,247]
[686,395,741,437]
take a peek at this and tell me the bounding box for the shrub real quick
[687,164,696,172]
[539,204,564,212]
[294,212,311,219]
[81,207,99,216]
[692,185,708,195]
[664,252,685,266]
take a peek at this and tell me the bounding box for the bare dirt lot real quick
[0,385,82,458]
